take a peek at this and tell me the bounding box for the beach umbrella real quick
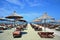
[38,12,54,20]
[48,20,57,26]
[5,11,23,27]
[56,20,60,25]
[0,18,13,23]
[5,11,23,19]
[49,20,56,23]
[18,19,27,24]
[0,18,8,24]
[57,20,60,23]
[0,18,14,22]
[0,18,9,21]
[18,19,27,22]
[33,19,42,22]
[32,19,42,24]
[0,18,15,26]
[37,12,54,31]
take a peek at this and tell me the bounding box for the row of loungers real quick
[0,24,14,30]
[0,27,12,33]
[30,23,42,31]
[55,26,60,31]
[0,24,14,33]
[40,24,60,31]
[13,24,27,38]
[47,24,59,29]
[0,25,14,33]
[0,23,27,32]
[30,23,55,38]
[38,24,59,29]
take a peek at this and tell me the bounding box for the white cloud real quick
[30,3,40,7]
[25,0,41,7]
[6,0,42,8]
[6,0,20,5]
[5,0,50,9]
[6,0,25,9]
[25,0,50,7]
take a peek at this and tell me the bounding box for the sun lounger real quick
[30,23,36,28]
[38,32,54,38]
[49,25,55,29]
[30,23,42,31]
[13,31,21,38]
[16,27,22,31]
[0,27,4,33]
[0,27,4,30]
[34,27,42,31]
[38,28,42,31]
[48,24,59,29]
[23,24,27,28]
[55,26,60,31]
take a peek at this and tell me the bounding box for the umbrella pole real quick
[44,19,46,32]
[14,19,16,27]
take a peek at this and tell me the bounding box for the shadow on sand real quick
[21,31,27,35]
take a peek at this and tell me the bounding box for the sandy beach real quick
[0,24,60,40]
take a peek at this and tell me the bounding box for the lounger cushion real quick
[13,31,20,35]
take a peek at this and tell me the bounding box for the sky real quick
[0,0,60,22]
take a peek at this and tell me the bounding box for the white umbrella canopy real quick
[37,12,54,32]
[38,12,54,20]
[57,20,60,22]
[5,11,23,19]
[56,20,60,25]
[17,19,27,25]
[33,19,42,22]
[0,18,15,25]
[18,19,27,22]
[49,20,56,23]
[32,19,42,25]
[0,18,7,21]
[0,18,11,21]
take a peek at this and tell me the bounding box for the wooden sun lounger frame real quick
[38,32,54,38]
[13,31,22,38]
[30,23,42,31]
